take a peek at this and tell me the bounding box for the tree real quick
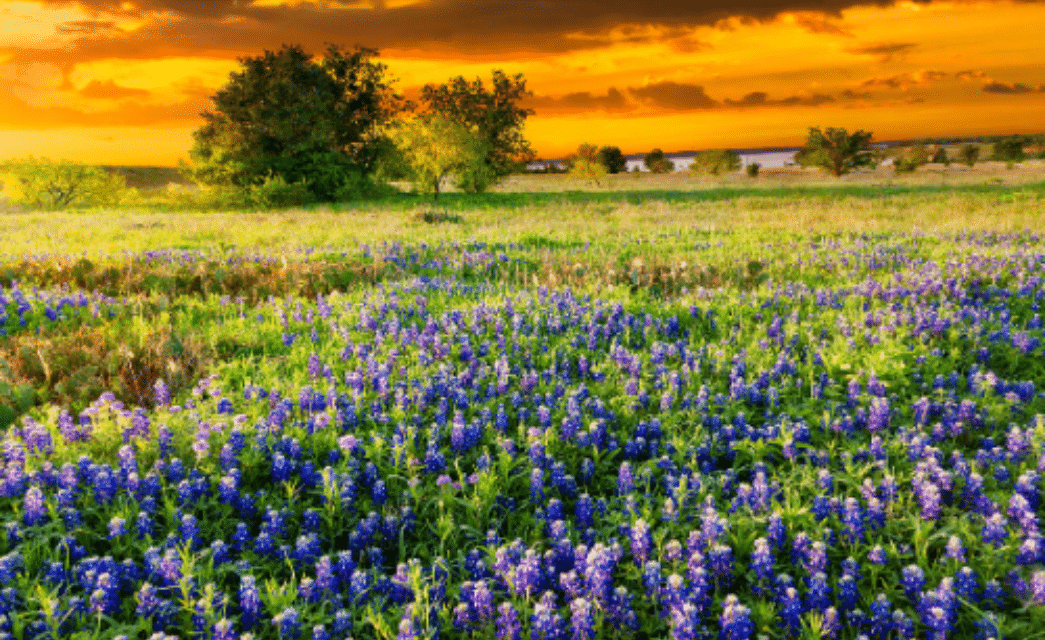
[597,146,628,174]
[957,143,980,167]
[181,44,403,201]
[930,147,950,165]
[746,162,761,178]
[0,157,130,210]
[991,136,1026,164]
[569,143,608,185]
[798,127,875,177]
[421,71,535,185]
[689,150,741,176]
[644,148,675,173]
[893,144,930,174]
[391,115,490,203]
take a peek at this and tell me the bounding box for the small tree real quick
[930,147,950,166]
[569,143,608,185]
[0,157,131,210]
[392,115,489,203]
[597,146,628,174]
[991,136,1026,164]
[421,70,535,185]
[799,127,875,177]
[957,143,980,167]
[644,148,675,173]
[689,150,741,176]
[746,162,761,178]
[893,144,930,174]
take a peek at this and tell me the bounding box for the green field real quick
[1,176,1044,639]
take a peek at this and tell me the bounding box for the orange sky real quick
[1,0,1044,165]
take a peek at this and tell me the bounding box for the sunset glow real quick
[2,0,1043,165]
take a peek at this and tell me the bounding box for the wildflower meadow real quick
[2,190,1045,640]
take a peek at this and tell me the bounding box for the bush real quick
[991,136,1026,164]
[0,157,133,210]
[746,162,761,178]
[569,143,608,185]
[597,146,628,174]
[644,148,675,173]
[958,143,980,167]
[689,150,741,176]
[930,148,950,165]
[893,145,930,174]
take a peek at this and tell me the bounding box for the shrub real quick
[746,162,761,178]
[689,150,741,176]
[569,143,608,185]
[798,127,875,177]
[991,136,1026,164]
[930,148,950,165]
[597,146,628,174]
[0,156,133,210]
[893,145,930,174]
[644,148,675,173]
[958,144,980,167]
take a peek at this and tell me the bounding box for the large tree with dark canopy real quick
[182,44,403,201]
[420,70,535,187]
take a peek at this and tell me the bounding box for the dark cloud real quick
[55,19,116,34]
[33,0,936,62]
[779,93,834,106]
[792,13,853,37]
[629,81,717,110]
[79,79,151,99]
[846,41,917,62]
[723,90,833,107]
[859,70,947,89]
[525,87,630,113]
[725,91,768,106]
[981,81,1041,94]
[840,88,872,99]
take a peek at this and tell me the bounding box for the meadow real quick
[1,169,1044,640]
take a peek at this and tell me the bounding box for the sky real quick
[1,0,1043,166]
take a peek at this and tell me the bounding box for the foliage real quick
[798,127,875,177]
[930,147,950,165]
[569,143,609,185]
[420,70,535,183]
[391,115,491,203]
[745,162,761,178]
[0,157,132,210]
[689,149,742,176]
[597,146,628,174]
[181,44,403,201]
[958,144,981,167]
[893,145,930,174]
[991,136,1027,164]
[643,148,675,173]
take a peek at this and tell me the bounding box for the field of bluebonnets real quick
[2,180,1045,640]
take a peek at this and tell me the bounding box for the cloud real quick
[629,81,717,110]
[859,70,948,90]
[724,90,834,107]
[955,70,990,82]
[981,81,1042,94]
[846,41,917,62]
[29,0,930,61]
[79,79,151,99]
[789,11,853,37]
[725,91,768,106]
[54,19,117,34]
[525,87,630,113]
[839,89,872,99]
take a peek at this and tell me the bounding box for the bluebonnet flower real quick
[239,576,262,629]
[273,607,300,639]
[569,596,595,640]
[496,602,522,640]
[901,565,925,602]
[630,519,651,566]
[719,594,754,640]
[531,591,565,640]
[23,486,47,526]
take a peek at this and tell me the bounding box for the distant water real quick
[530,149,800,172]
